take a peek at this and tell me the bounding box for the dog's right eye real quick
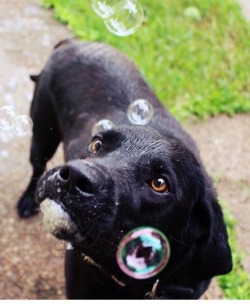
[89,138,102,153]
[150,177,169,193]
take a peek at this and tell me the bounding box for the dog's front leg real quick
[17,78,62,218]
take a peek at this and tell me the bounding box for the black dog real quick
[17,39,232,299]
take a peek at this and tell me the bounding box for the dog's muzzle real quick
[40,198,78,237]
[37,159,117,244]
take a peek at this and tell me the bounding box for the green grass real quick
[41,0,250,120]
[217,204,250,299]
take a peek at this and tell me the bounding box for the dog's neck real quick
[81,252,208,299]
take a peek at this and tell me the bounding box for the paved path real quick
[0,0,249,299]
[0,0,72,299]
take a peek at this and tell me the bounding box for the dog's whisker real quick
[83,223,96,237]
[87,229,101,249]
[91,213,105,222]
[169,237,195,249]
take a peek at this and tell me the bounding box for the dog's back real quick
[35,39,198,160]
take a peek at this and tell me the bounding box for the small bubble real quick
[127,99,153,125]
[90,0,117,18]
[91,119,115,136]
[104,0,143,37]
[13,114,33,137]
[57,188,61,193]
[0,105,16,131]
[116,227,170,279]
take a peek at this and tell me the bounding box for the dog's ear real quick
[188,186,232,280]
[53,38,74,49]
[30,74,39,83]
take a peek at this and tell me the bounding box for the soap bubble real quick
[13,115,33,137]
[104,0,144,37]
[116,227,170,279]
[90,0,117,18]
[91,119,115,136]
[127,99,154,125]
[0,105,16,131]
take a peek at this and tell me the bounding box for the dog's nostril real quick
[58,164,96,195]
[59,166,71,181]
[75,176,94,194]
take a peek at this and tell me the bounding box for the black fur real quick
[17,39,232,299]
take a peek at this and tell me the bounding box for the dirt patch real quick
[0,0,249,299]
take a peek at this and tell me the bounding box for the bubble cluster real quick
[116,227,170,279]
[90,0,144,37]
[91,119,115,136]
[0,105,33,137]
[127,99,154,125]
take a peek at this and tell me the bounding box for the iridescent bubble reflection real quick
[116,227,170,279]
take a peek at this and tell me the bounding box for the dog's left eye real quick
[150,177,169,193]
[90,138,102,153]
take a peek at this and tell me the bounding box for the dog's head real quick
[36,125,232,291]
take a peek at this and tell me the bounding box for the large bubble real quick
[104,0,144,37]
[116,227,170,279]
[127,99,154,125]
[0,105,16,131]
[91,119,115,136]
[90,0,117,18]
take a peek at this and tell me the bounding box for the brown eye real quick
[90,139,102,153]
[150,178,169,193]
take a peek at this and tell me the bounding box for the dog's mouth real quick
[40,198,81,241]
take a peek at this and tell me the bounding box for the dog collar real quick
[82,252,160,298]
[82,253,126,287]
[81,252,195,299]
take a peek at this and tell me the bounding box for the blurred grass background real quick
[42,0,250,120]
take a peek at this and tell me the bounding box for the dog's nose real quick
[58,164,96,195]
